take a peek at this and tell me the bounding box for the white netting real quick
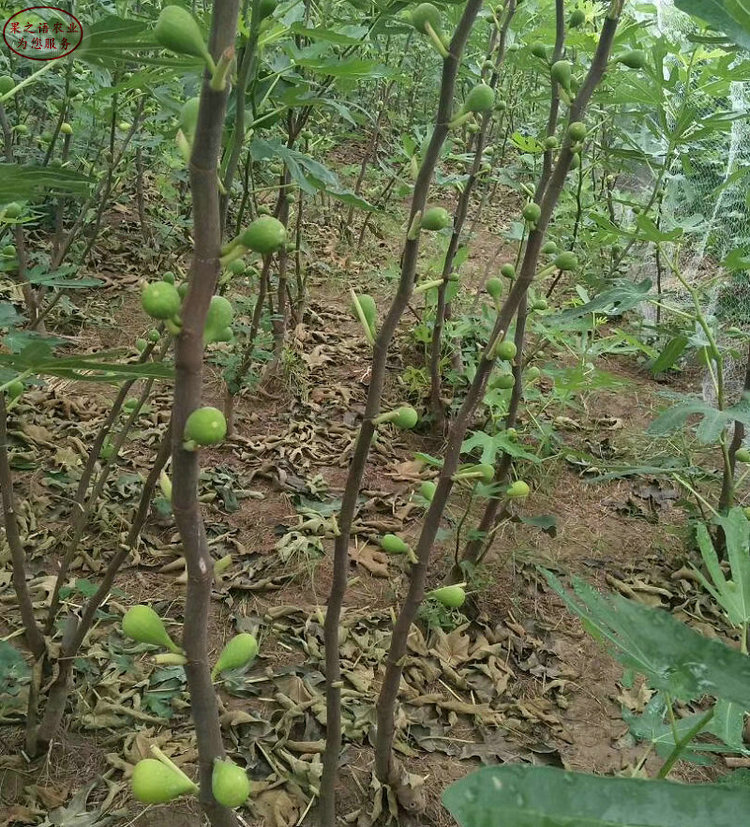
[620,0,750,405]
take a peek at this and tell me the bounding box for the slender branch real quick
[374,0,624,783]
[318,2,485,823]
[0,393,45,659]
[170,3,241,825]
[31,426,172,755]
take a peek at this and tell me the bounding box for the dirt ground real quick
[0,170,735,826]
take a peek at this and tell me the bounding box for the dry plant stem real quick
[317,2,484,823]
[221,12,260,233]
[428,0,515,431]
[535,0,565,203]
[45,366,162,630]
[31,425,173,755]
[226,252,273,427]
[452,295,528,581]
[0,104,39,324]
[454,0,561,571]
[374,3,623,784]
[0,393,45,659]
[135,146,151,243]
[170,2,240,824]
[720,341,750,512]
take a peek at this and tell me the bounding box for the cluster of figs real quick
[122,605,258,806]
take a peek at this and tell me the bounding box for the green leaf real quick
[250,139,376,210]
[553,280,652,324]
[711,699,745,749]
[0,164,92,202]
[650,335,689,375]
[674,0,750,51]
[647,396,729,443]
[0,348,174,382]
[0,302,22,329]
[542,570,750,706]
[443,764,750,826]
[693,508,750,627]
[26,265,103,289]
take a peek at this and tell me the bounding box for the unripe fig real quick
[421,206,451,231]
[464,83,495,113]
[493,373,515,390]
[258,0,277,19]
[162,271,176,284]
[495,340,517,361]
[410,3,442,35]
[507,480,530,499]
[392,406,419,429]
[541,241,558,254]
[122,605,181,653]
[60,122,73,135]
[530,42,549,60]
[543,135,558,150]
[154,5,213,68]
[212,759,251,808]
[0,75,14,95]
[3,202,22,219]
[500,263,515,278]
[522,203,541,224]
[532,298,548,311]
[228,259,245,274]
[554,252,578,271]
[525,366,541,380]
[486,277,503,300]
[351,292,377,339]
[429,584,466,608]
[420,481,436,502]
[239,216,287,254]
[142,281,181,320]
[619,49,647,69]
[2,244,16,257]
[5,379,24,399]
[132,759,197,804]
[180,97,200,138]
[184,406,227,447]
[567,121,587,142]
[381,534,411,554]
[550,59,572,90]
[569,8,585,27]
[204,295,234,344]
[736,448,750,463]
[118,121,132,131]
[212,633,258,678]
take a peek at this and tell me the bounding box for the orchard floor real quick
[0,178,735,826]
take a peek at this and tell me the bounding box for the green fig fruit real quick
[154,5,213,68]
[381,534,410,554]
[522,202,541,224]
[212,759,251,808]
[507,480,530,499]
[486,277,503,300]
[122,605,181,653]
[429,584,466,608]
[132,758,198,804]
[494,340,517,361]
[421,206,451,231]
[184,406,227,447]
[212,633,258,678]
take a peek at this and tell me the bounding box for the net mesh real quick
[617,0,750,404]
